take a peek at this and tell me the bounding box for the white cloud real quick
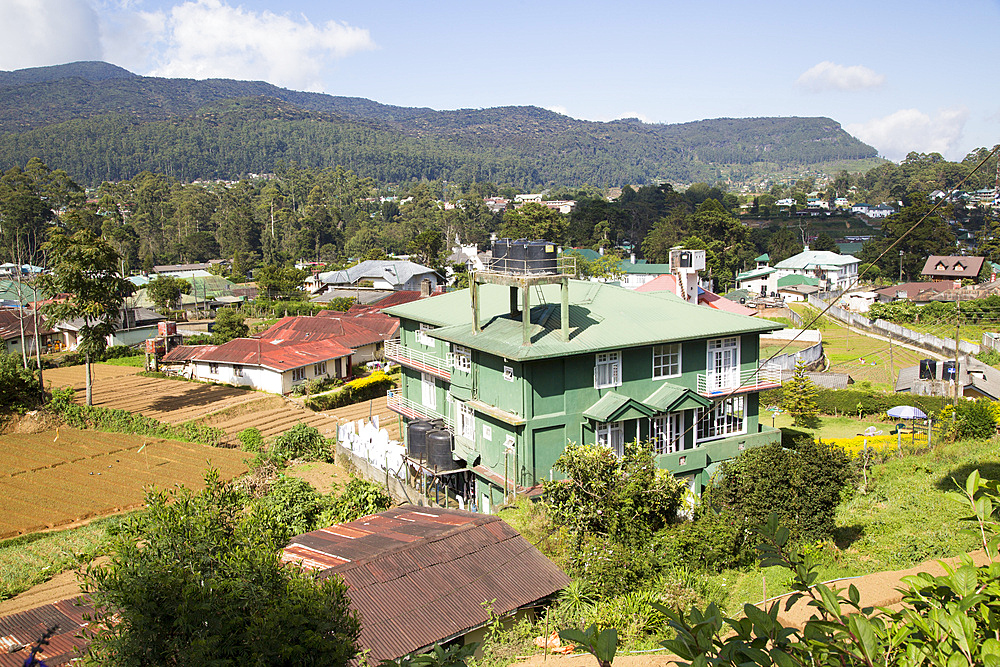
[545,105,569,116]
[846,107,969,161]
[796,61,885,92]
[134,0,376,91]
[0,0,102,70]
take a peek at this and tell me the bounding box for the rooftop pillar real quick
[471,276,480,334]
[561,277,569,342]
[522,281,531,346]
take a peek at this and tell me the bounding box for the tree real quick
[782,360,820,428]
[145,275,191,312]
[859,193,955,280]
[766,227,803,264]
[255,265,309,299]
[212,307,249,344]
[499,203,568,244]
[409,229,445,271]
[810,232,838,253]
[81,472,361,666]
[38,226,134,406]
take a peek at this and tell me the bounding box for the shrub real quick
[704,434,854,541]
[257,475,332,535]
[324,477,393,524]
[569,534,662,600]
[658,510,753,571]
[938,399,998,440]
[238,427,263,452]
[761,386,951,418]
[0,351,42,412]
[305,372,395,411]
[271,423,331,461]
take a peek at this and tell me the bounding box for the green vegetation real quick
[305,371,395,411]
[781,360,819,428]
[210,306,249,344]
[0,516,124,601]
[0,350,44,412]
[82,471,361,666]
[49,387,226,446]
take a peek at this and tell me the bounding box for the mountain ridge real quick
[0,62,880,187]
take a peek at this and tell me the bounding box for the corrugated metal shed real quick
[282,505,569,664]
[385,280,779,361]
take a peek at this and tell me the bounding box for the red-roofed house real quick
[162,337,352,394]
[258,311,400,363]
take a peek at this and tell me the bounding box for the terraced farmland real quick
[0,428,248,539]
[44,364,400,443]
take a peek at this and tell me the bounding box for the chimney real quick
[420,278,432,297]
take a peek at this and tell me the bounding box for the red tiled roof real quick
[258,313,398,350]
[162,337,351,371]
[874,281,955,299]
[636,275,756,316]
[282,505,569,664]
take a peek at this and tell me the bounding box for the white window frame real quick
[651,413,683,455]
[451,344,472,373]
[695,396,746,443]
[292,367,306,382]
[208,363,219,375]
[233,364,243,377]
[420,372,436,410]
[416,323,436,348]
[652,343,681,379]
[594,351,622,389]
[313,361,327,375]
[457,401,475,440]
[596,421,624,456]
[706,336,740,392]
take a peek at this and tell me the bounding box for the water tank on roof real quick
[492,238,510,272]
[508,239,528,273]
[919,359,937,380]
[943,360,960,382]
[426,429,462,471]
[407,421,435,461]
[526,240,557,274]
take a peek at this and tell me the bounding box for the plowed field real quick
[44,364,400,443]
[0,428,249,539]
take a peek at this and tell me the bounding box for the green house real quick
[383,279,783,513]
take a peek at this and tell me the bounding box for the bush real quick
[569,534,662,600]
[325,477,393,524]
[238,427,263,452]
[938,399,998,440]
[257,475,332,535]
[305,372,395,411]
[0,351,42,412]
[658,511,753,571]
[271,423,332,461]
[704,434,855,541]
[761,386,951,418]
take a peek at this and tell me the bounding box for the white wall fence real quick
[765,341,825,371]
[807,294,980,358]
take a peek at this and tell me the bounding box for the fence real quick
[766,341,825,371]
[807,294,980,358]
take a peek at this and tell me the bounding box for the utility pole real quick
[954,297,961,411]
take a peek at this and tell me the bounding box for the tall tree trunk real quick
[85,350,93,406]
[31,284,43,396]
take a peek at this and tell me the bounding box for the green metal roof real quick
[755,253,770,262]
[384,280,781,361]
[774,250,857,270]
[736,267,775,281]
[582,391,655,422]
[776,274,820,288]
[617,261,672,275]
[644,383,712,412]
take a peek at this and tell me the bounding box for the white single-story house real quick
[56,307,165,351]
[162,337,353,394]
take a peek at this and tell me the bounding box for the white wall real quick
[186,355,351,394]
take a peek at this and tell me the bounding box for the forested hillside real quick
[0,62,879,188]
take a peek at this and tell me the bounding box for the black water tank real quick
[919,359,937,380]
[426,429,462,471]
[508,239,528,274]
[492,238,510,272]
[407,421,435,460]
[526,240,557,274]
[943,360,960,381]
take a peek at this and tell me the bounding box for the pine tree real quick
[782,360,820,428]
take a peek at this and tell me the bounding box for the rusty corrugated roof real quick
[259,313,398,350]
[0,597,92,666]
[282,505,569,664]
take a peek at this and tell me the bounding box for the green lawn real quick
[766,411,897,439]
[789,303,924,389]
[102,354,146,367]
[719,432,1000,610]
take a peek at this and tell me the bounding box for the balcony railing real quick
[384,339,451,381]
[386,390,447,423]
[697,364,782,396]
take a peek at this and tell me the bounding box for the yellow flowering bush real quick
[822,434,911,457]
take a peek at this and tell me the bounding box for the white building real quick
[773,250,859,292]
[313,260,442,293]
[162,337,353,394]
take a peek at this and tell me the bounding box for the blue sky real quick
[3,0,999,163]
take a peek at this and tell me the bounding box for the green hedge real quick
[249,298,355,318]
[305,372,395,411]
[49,388,226,446]
[760,387,952,418]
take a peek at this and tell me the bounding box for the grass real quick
[102,355,146,367]
[0,515,125,601]
[718,432,1000,611]
[766,411,899,440]
[789,303,924,389]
